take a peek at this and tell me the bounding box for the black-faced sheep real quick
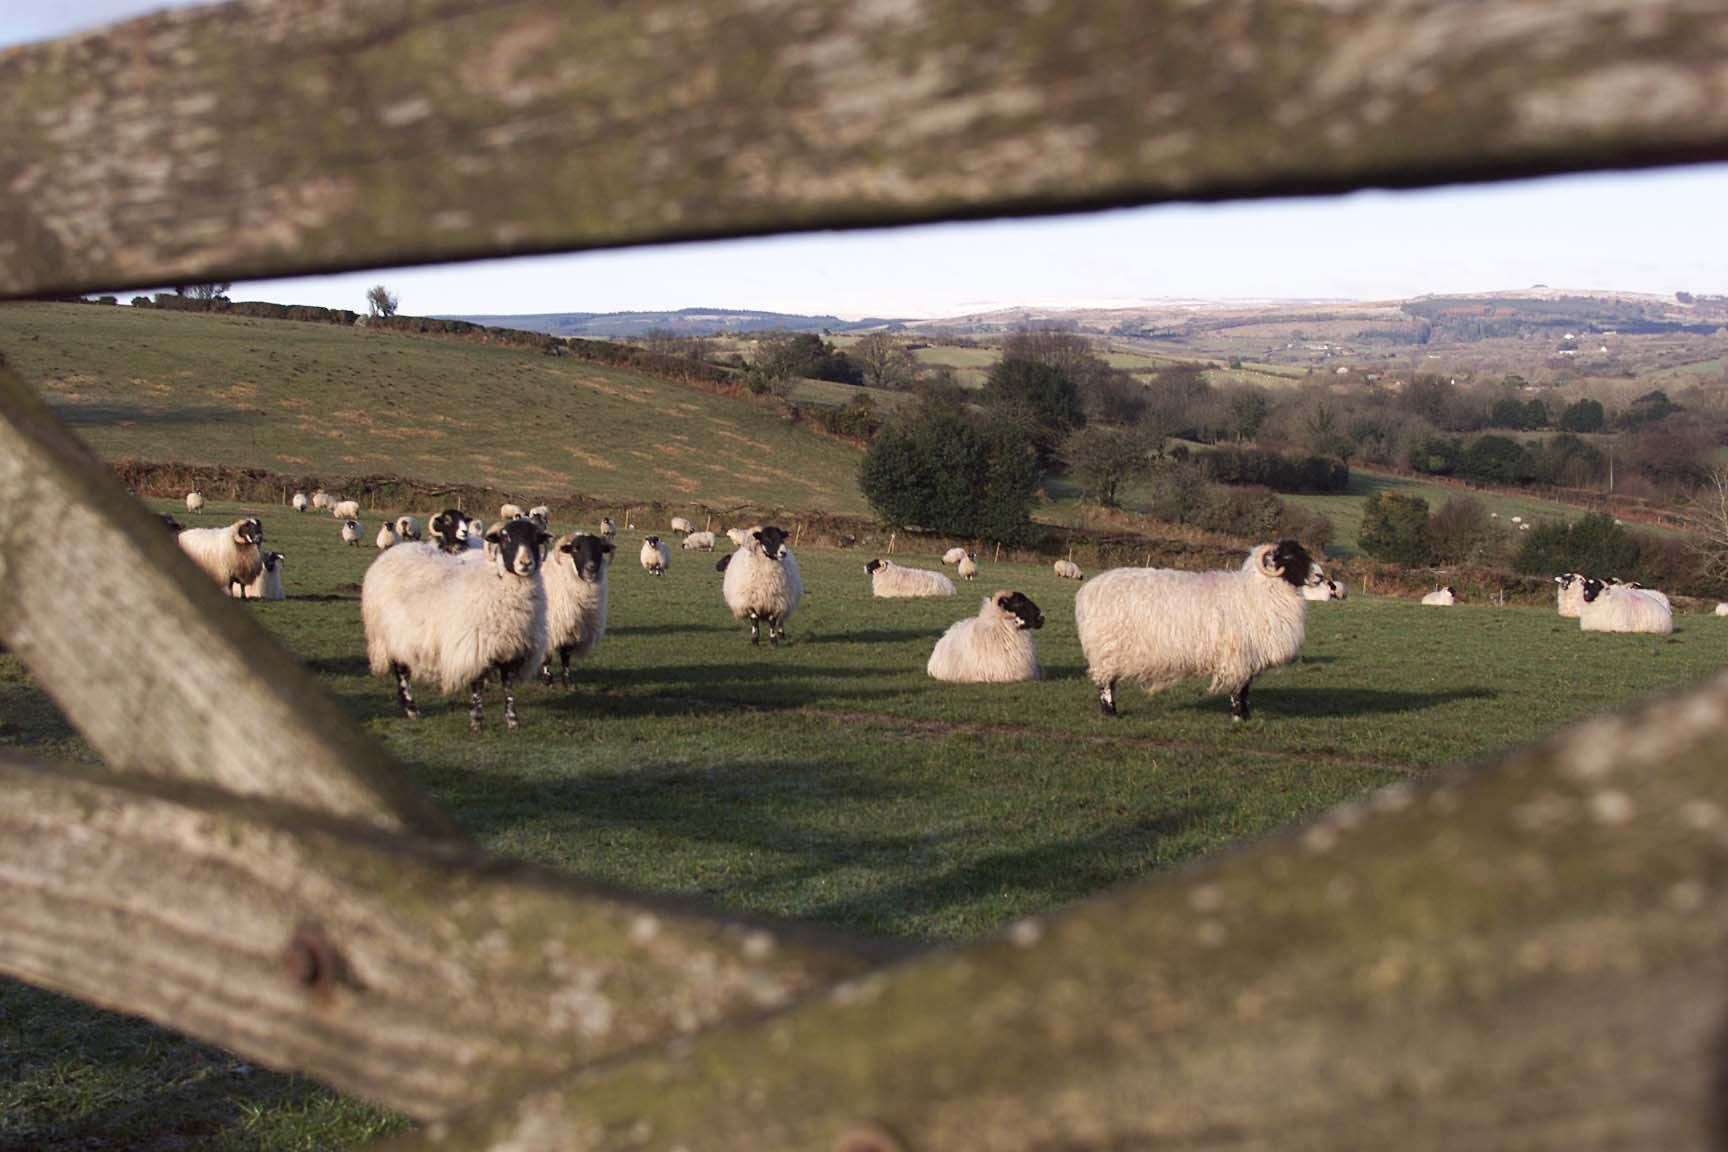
[641,535,670,575]
[866,558,955,598]
[720,525,801,645]
[528,505,551,530]
[670,516,695,536]
[376,523,400,550]
[1054,559,1084,581]
[927,590,1044,683]
[1579,578,1672,635]
[340,519,362,546]
[1555,573,1587,619]
[395,515,422,542]
[540,533,612,686]
[957,553,978,582]
[185,491,205,515]
[178,517,265,599]
[682,531,717,552]
[331,499,361,520]
[230,550,286,601]
[942,547,968,565]
[291,491,309,512]
[1421,586,1456,606]
[1076,540,1320,722]
[600,517,617,541]
[500,503,524,522]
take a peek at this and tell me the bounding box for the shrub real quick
[1360,491,1433,565]
[1144,460,1211,524]
[1427,496,1496,565]
[1460,435,1535,485]
[1203,447,1349,493]
[1409,436,1463,476]
[1061,425,1154,507]
[1513,512,1639,578]
[1528,433,1606,487]
[1558,398,1606,433]
[816,395,883,442]
[859,407,1039,542]
[985,356,1085,467]
[1195,489,1333,552]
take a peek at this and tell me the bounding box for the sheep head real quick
[1256,539,1317,589]
[994,590,1044,630]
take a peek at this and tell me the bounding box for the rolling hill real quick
[443,306,889,339]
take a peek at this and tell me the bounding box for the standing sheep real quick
[331,499,361,520]
[957,553,979,582]
[641,535,670,575]
[1555,573,1587,619]
[230,550,286,601]
[927,590,1044,683]
[719,525,802,645]
[670,516,695,536]
[185,491,205,515]
[341,519,363,546]
[529,505,552,530]
[177,517,265,599]
[311,489,332,511]
[865,558,956,598]
[376,523,400,550]
[1579,579,1673,635]
[942,547,968,566]
[1421,586,1456,606]
[395,515,422,542]
[1054,560,1084,581]
[500,503,524,522]
[1076,540,1320,722]
[682,531,717,552]
[291,492,309,512]
[362,518,553,730]
[600,517,617,541]
[540,533,612,686]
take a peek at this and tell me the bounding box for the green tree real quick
[1360,491,1433,565]
[853,332,918,390]
[365,284,399,317]
[1428,496,1494,565]
[1461,435,1534,485]
[984,356,1085,467]
[1226,390,1271,442]
[1061,425,1154,507]
[1558,398,1606,433]
[859,407,1038,541]
[1514,512,1639,578]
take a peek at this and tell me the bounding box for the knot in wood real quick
[833,1123,904,1152]
[284,921,347,993]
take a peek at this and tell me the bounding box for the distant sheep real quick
[1554,573,1587,619]
[394,515,422,542]
[291,492,309,512]
[429,508,473,554]
[528,505,551,530]
[376,523,400,550]
[341,519,363,546]
[311,489,331,511]
[682,531,717,552]
[1579,578,1672,635]
[600,517,617,540]
[1054,560,1084,581]
[726,528,746,546]
[1302,578,1346,602]
[1421,586,1456,606]
[1716,602,1728,618]
[229,550,286,601]
[670,516,695,536]
[641,535,670,575]
[177,517,264,598]
[363,519,552,730]
[331,499,361,520]
[942,547,968,565]
[957,553,978,582]
[866,558,955,598]
[927,590,1044,683]
[720,525,802,644]
[540,533,612,686]
[500,503,524,522]
[1076,541,1320,722]
[185,491,205,515]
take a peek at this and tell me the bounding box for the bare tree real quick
[176,282,231,301]
[853,332,917,390]
[366,284,400,318]
[1681,466,1728,585]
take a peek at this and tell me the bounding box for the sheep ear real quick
[484,528,503,544]
[1258,548,1282,576]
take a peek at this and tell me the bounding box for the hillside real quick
[0,303,869,515]
[444,307,882,338]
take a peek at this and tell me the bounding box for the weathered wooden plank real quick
[3,0,1727,297]
[0,755,896,1120]
[396,673,1728,1151]
[0,360,456,834]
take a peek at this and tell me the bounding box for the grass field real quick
[0,303,869,515]
[5,496,1725,1149]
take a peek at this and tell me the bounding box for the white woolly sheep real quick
[865,558,955,598]
[718,525,802,644]
[670,516,695,536]
[229,550,286,601]
[1579,579,1673,635]
[331,499,361,520]
[376,523,400,550]
[1421,586,1456,606]
[341,519,363,546]
[395,515,422,542]
[942,547,968,566]
[363,518,552,730]
[428,508,472,554]
[641,535,670,575]
[500,503,524,521]
[291,492,309,512]
[185,491,205,515]
[528,505,551,530]
[1716,602,1728,617]
[600,517,617,540]
[682,531,717,552]
[927,590,1044,683]
[1554,573,1587,619]
[726,527,746,546]
[1054,559,1084,581]
[1302,578,1342,602]
[311,489,332,510]
[958,553,978,582]
[539,533,612,686]
[1076,540,1321,722]
[178,517,265,599]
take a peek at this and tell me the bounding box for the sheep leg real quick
[1229,676,1255,723]
[768,615,783,646]
[539,659,554,686]
[500,665,519,730]
[559,649,572,687]
[469,677,486,732]
[392,664,420,719]
[1097,678,1118,718]
[749,613,760,645]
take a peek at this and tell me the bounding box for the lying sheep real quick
[927,590,1044,683]
[185,491,205,515]
[1302,578,1343,602]
[866,558,955,598]
[311,489,331,511]
[363,519,551,730]
[500,502,524,522]
[641,535,670,575]
[719,525,801,644]
[1579,578,1672,635]
[377,523,400,550]
[670,516,695,536]
[178,517,265,599]
[229,550,286,601]
[1554,573,1587,619]
[331,499,361,520]
[1421,586,1456,606]
[1076,540,1321,722]
[291,492,309,512]
[1054,560,1084,581]
[958,553,978,582]
[682,531,717,552]
[395,515,422,542]
[341,519,363,546]
[942,547,968,566]
[540,533,612,686]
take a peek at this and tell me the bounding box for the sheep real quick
[539,532,612,686]
[331,499,361,520]
[429,508,474,554]
[185,491,205,515]
[726,528,746,547]
[927,590,1044,684]
[230,550,286,601]
[1715,602,1728,617]
[291,491,309,512]
[719,525,802,645]
[865,558,955,598]
[311,489,332,511]
[466,517,487,548]
[376,522,400,550]
[958,553,978,582]
[942,547,968,566]
[1554,573,1587,619]
[341,519,363,546]
[600,517,618,541]
[1579,578,1673,635]
[1075,540,1321,722]
[682,531,717,552]
[362,518,553,730]
[500,502,524,522]
[670,516,695,536]
[395,515,422,542]
[1302,579,1340,602]
[641,535,670,575]
[177,517,265,599]
[159,512,184,533]
[1054,559,1084,581]
[1421,586,1456,606]
[528,505,551,530]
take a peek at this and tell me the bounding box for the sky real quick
[8,1,1728,319]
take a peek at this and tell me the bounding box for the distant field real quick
[0,303,870,515]
[1284,469,1607,554]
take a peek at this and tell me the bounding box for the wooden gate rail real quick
[2,0,1727,300]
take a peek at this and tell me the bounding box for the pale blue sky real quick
[10,1,1727,318]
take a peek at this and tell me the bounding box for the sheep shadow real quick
[1189,685,1497,719]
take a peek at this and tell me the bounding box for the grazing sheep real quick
[185,491,205,515]
[682,531,717,552]
[429,508,473,554]
[177,517,265,599]
[528,505,551,530]
[341,519,363,546]
[363,518,553,730]
[376,523,400,550]
[500,503,524,522]
[942,547,968,566]
[331,499,361,520]
[670,516,695,536]
[311,489,331,511]
[291,492,309,512]
[641,535,670,575]
[230,550,286,601]
[1555,573,1587,619]
[1054,559,1084,581]
[1579,579,1673,635]
[866,558,956,598]
[720,525,802,645]
[1421,586,1456,606]
[539,533,612,686]
[600,517,617,541]
[1076,540,1320,722]
[958,553,978,582]
[927,590,1044,683]
[726,527,746,546]
[394,515,422,542]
